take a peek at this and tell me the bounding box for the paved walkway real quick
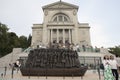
[0,69,104,80]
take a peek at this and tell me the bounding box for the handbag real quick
[100,64,104,70]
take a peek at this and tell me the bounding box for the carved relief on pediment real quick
[44,10,48,16]
[73,10,77,15]
[43,2,78,9]
[48,4,74,9]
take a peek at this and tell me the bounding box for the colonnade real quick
[48,29,73,44]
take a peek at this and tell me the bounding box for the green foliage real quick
[0,23,9,56]
[7,32,20,47]
[19,36,28,48]
[27,34,32,47]
[0,22,31,57]
[108,46,120,57]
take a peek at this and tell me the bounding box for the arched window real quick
[52,13,70,22]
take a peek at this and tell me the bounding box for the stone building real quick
[31,1,91,48]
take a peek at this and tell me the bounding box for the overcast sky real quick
[0,0,120,48]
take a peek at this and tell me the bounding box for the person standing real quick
[109,55,119,80]
[103,55,114,80]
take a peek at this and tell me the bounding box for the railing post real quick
[97,59,101,80]
[28,67,30,79]
[11,67,14,78]
[4,66,7,77]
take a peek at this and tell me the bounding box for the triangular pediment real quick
[42,1,79,10]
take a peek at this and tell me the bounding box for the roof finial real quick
[60,0,61,2]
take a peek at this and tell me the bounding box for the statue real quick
[20,48,88,76]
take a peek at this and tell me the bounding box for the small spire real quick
[60,0,61,2]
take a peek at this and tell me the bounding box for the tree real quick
[18,36,28,49]
[0,23,9,56]
[0,22,32,57]
[7,32,20,47]
[27,34,32,47]
[108,46,120,57]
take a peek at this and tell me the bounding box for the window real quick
[53,17,57,22]
[52,13,70,22]
[59,15,62,21]
[64,17,68,22]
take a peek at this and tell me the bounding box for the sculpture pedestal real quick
[20,67,87,76]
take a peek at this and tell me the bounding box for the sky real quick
[0,0,120,48]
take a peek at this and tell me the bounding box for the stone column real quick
[69,29,71,43]
[50,29,53,43]
[48,29,50,43]
[63,29,65,43]
[71,29,73,44]
[57,29,59,43]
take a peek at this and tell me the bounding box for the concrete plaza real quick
[0,69,104,80]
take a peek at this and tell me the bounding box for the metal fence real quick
[79,56,102,69]
[19,56,102,70]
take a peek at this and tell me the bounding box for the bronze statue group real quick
[26,48,80,68]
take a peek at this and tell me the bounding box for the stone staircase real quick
[0,48,22,68]
[0,47,113,68]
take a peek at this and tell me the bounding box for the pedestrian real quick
[103,55,114,80]
[1,73,3,78]
[109,55,119,80]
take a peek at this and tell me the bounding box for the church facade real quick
[31,1,91,48]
